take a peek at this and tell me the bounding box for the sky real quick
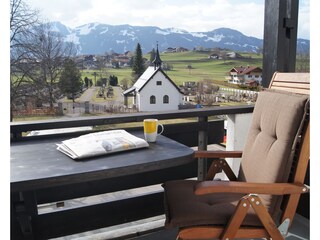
[24,0,310,40]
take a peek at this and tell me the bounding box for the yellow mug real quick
[143,119,164,142]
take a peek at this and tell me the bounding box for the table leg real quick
[11,191,38,240]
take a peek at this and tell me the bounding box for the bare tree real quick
[10,0,39,119]
[23,23,76,108]
[220,51,228,63]
[97,59,108,86]
[10,0,39,47]
[10,0,77,119]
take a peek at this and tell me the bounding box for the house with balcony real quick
[227,66,263,85]
[123,45,184,111]
[9,1,310,239]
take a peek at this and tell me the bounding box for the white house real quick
[123,46,184,112]
[227,66,263,85]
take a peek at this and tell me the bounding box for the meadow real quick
[81,51,263,87]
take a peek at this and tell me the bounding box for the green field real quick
[81,51,263,87]
[159,51,262,85]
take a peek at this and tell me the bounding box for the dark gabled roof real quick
[152,43,162,69]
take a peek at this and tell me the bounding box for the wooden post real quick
[262,0,299,87]
[84,101,90,114]
[198,116,208,180]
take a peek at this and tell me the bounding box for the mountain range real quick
[51,22,310,55]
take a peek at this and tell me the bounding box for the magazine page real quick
[56,129,149,159]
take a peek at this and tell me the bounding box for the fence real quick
[12,106,59,117]
[59,101,138,115]
[219,87,258,97]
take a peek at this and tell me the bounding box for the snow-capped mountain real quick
[51,22,310,55]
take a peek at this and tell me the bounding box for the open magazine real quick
[56,129,149,160]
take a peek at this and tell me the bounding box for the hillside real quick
[82,51,263,86]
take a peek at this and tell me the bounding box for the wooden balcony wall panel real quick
[35,192,164,240]
[35,161,198,204]
[10,105,255,141]
[161,120,224,147]
[9,120,224,147]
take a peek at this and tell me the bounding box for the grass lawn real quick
[157,51,262,85]
[80,51,263,87]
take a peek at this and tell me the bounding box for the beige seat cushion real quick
[163,90,309,229]
[163,180,261,228]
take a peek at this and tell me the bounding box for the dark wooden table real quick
[11,132,195,239]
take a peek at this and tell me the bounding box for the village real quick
[12,45,263,118]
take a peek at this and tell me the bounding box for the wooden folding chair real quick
[163,72,310,240]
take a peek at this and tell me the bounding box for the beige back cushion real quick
[238,90,308,215]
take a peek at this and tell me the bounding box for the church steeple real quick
[152,42,162,70]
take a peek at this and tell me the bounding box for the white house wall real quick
[137,71,182,111]
[244,74,262,83]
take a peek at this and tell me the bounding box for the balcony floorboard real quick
[50,213,309,240]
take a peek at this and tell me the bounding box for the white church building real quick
[123,45,184,112]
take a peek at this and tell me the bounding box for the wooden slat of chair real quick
[269,71,310,94]
[204,159,238,181]
[249,195,285,239]
[280,122,310,225]
[179,227,269,239]
[270,86,309,95]
[220,197,251,239]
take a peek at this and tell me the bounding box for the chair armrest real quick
[194,181,309,196]
[194,150,243,158]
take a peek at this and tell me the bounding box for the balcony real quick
[10,0,310,239]
[10,105,310,239]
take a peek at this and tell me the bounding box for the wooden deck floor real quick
[51,213,309,240]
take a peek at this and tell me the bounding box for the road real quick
[78,86,124,105]
[78,86,97,102]
[58,86,125,116]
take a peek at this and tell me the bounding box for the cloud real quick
[25,0,309,39]
[298,0,310,39]
[25,0,93,24]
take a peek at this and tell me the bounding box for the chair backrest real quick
[268,72,310,184]
[237,72,310,219]
[270,72,310,223]
[269,72,310,184]
[268,72,310,94]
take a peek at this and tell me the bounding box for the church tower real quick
[152,43,162,70]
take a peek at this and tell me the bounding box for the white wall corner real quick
[220,113,253,180]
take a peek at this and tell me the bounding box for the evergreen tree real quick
[84,77,89,88]
[131,43,145,83]
[59,59,82,101]
[109,75,118,86]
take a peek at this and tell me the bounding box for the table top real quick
[11,132,194,192]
